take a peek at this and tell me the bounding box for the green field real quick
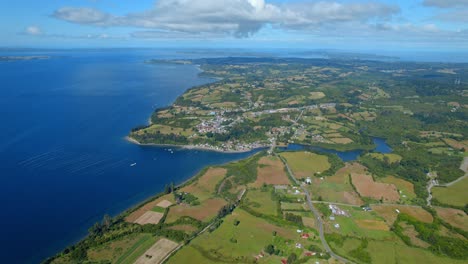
[367,240,467,264]
[169,208,318,263]
[327,206,393,240]
[244,188,278,216]
[151,206,166,213]
[280,151,330,178]
[432,177,468,207]
[86,233,157,264]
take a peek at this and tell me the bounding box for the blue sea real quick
[0,50,261,263]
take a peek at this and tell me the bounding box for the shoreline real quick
[125,136,264,154]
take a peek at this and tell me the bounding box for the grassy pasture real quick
[280,151,330,178]
[432,177,468,207]
[244,188,278,216]
[367,239,467,264]
[326,206,393,240]
[307,163,364,205]
[87,233,156,264]
[169,208,319,263]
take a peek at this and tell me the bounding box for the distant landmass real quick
[0,55,50,61]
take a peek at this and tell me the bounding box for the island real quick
[46,57,468,264]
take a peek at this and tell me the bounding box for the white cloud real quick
[53,7,111,25]
[52,0,400,37]
[25,26,43,35]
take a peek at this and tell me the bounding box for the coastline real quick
[125,136,263,154]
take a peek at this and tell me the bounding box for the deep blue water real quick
[0,50,260,264]
[0,50,393,264]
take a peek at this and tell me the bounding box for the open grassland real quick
[379,176,416,202]
[134,238,179,264]
[280,151,330,178]
[308,163,364,205]
[367,239,467,264]
[435,207,468,230]
[432,177,468,207]
[87,233,156,264]
[325,206,393,240]
[371,205,433,225]
[244,188,278,216]
[169,208,318,263]
[133,124,194,137]
[281,202,305,211]
[251,156,290,187]
[166,245,219,264]
[126,194,175,223]
[351,174,400,202]
[180,167,226,201]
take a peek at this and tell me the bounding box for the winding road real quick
[276,154,353,264]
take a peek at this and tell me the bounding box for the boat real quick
[130,163,137,167]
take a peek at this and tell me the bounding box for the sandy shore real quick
[125,136,265,154]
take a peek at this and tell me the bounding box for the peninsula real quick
[47,57,468,264]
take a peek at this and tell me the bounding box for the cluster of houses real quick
[328,204,349,216]
[196,115,229,134]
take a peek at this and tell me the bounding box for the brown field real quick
[126,194,175,223]
[134,238,179,264]
[355,219,390,231]
[351,174,400,202]
[180,167,227,201]
[251,156,290,187]
[435,207,468,230]
[372,205,433,225]
[156,200,172,208]
[380,176,415,196]
[443,138,468,150]
[166,198,227,223]
[134,211,164,225]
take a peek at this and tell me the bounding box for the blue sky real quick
[1,0,467,51]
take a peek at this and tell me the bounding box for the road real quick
[277,154,353,264]
[440,156,468,187]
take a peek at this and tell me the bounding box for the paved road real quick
[277,154,353,264]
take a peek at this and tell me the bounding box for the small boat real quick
[130,163,137,167]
